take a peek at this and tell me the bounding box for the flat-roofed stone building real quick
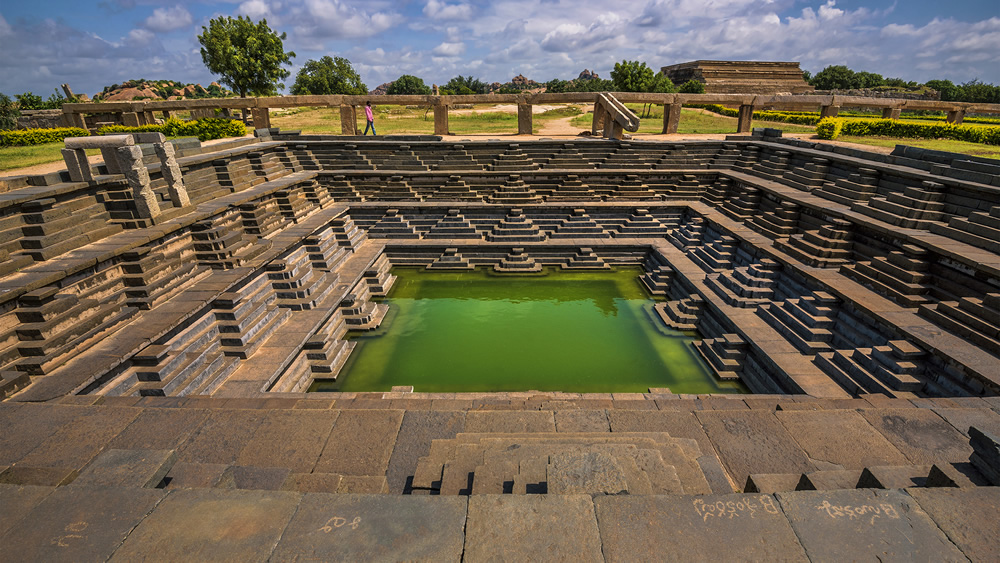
[661,60,814,94]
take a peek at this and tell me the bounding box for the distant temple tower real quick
[660,60,814,94]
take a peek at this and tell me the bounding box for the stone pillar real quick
[517,103,532,135]
[122,112,141,127]
[162,110,173,120]
[153,142,190,208]
[662,103,682,134]
[66,111,87,129]
[946,110,965,124]
[251,107,271,129]
[591,106,605,135]
[820,105,840,119]
[340,105,357,135]
[881,108,901,120]
[737,105,754,133]
[142,111,156,125]
[434,104,449,135]
[61,149,93,183]
[116,145,160,221]
[65,134,135,176]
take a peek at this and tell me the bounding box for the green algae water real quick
[313,267,745,394]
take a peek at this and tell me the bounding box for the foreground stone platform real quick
[1,395,999,560]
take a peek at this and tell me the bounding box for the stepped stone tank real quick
[0,130,998,560]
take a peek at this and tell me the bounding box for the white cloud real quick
[238,0,279,20]
[0,14,12,37]
[289,0,404,40]
[143,6,193,33]
[424,0,473,20]
[432,41,466,57]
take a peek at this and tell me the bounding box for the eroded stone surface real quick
[0,485,165,562]
[111,489,300,562]
[907,487,1000,562]
[464,495,603,562]
[775,489,966,562]
[271,494,467,562]
[595,493,807,561]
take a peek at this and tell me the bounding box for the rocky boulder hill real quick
[578,69,600,80]
[369,82,392,96]
[93,79,233,102]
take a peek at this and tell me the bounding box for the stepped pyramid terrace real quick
[1,128,999,560]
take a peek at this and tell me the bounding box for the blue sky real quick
[1,0,998,98]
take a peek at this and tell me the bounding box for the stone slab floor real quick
[1,393,999,560]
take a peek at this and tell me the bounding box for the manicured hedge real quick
[816,117,1000,145]
[815,119,843,140]
[687,104,822,125]
[0,127,90,147]
[98,117,247,141]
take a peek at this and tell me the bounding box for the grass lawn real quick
[836,136,1000,159]
[271,104,585,136]
[570,107,816,135]
[0,142,100,172]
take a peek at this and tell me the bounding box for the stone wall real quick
[813,89,940,101]
[15,109,68,130]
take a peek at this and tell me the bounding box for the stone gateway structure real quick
[661,60,815,94]
[0,128,998,559]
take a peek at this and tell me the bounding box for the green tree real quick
[443,75,488,95]
[639,72,675,117]
[15,92,44,110]
[854,71,884,89]
[197,16,295,98]
[925,79,959,101]
[545,79,569,93]
[810,65,856,90]
[0,93,19,130]
[610,60,654,93]
[290,56,367,95]
[386,74,432,95]
[678,79,705,93]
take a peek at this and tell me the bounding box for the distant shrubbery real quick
[688,104,823,125]
[0,127,89,146]
[807,65,1000,103]
[0,94,17,130]
[97,117,247,141]
[815,117,1000,145]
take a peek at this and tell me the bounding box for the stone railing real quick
[61,93,1000,136]
[591,94,640,139]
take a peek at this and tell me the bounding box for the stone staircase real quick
[852,181,949,230]
[757,292,840,355]
[410,432,719,496]
[704,258,781,308]
[841,244,934,308]
[920,293,1000,359]
[930,205,1000,255]
[775,218,853,268]
[815,340,928,397]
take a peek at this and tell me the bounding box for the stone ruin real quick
[0,130,998,559]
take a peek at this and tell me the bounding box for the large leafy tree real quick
[442,75,488,95]
[386,74,432,95]
[198,16,295,98]
[290,56,367,95]
[611,60,654,92]
[809,65,856,90]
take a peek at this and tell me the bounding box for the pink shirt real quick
[365,105,373,121]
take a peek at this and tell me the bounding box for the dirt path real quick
[538,113,587,137]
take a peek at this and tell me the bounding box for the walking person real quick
[363,101,376,135]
